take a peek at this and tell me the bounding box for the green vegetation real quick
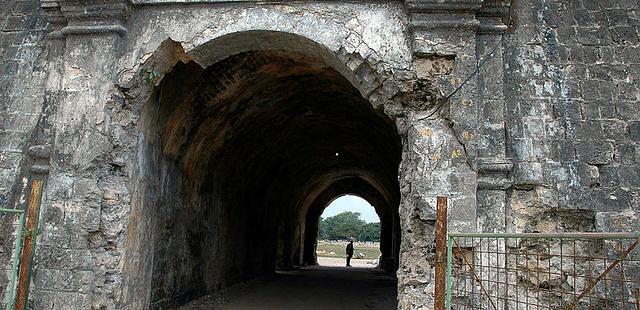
[318,211,381,242]
[316,241,381,259]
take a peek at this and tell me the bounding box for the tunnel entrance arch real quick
[120,31,403,308]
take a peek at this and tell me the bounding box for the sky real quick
[320,195,379,223]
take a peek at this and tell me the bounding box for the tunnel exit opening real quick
[315,195,383,268]
[128,33,402,308]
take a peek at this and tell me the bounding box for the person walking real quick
[346,238,354,267]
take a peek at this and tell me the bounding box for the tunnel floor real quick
[176,266,398,310]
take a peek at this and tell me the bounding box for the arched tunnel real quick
[136,38,402,307]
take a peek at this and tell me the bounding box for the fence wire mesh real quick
[0,208,25,310]
[446,233,640,310]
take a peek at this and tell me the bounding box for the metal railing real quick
[0,208,26,310]
[445,232,640,310]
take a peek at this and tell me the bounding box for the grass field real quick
[316,240,381,259]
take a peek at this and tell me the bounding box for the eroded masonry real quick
[1,0,639,309]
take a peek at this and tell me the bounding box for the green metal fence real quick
[0,208,26,310]
[445,232,640,310]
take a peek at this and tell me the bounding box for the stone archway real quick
[118,31,405,308]
[30,1,493,307]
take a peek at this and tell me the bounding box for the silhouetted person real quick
[346,238,354,267]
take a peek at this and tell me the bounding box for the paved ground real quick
[177,265,397,310]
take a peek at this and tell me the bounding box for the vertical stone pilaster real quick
[475,1,512,233]
[35,2,129,309]
[398,1,513,308]
[399,3,481,308]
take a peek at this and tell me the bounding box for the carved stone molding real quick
[476,0,511,34]
[405,0,511,54]
[476,157,513,190]
[42,0,129,38]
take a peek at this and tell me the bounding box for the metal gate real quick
[445,232,640,310]
[0,208,26,310]
[1,179,44,310]
[433,196,640,310]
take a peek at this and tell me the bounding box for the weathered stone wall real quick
[0,0,48,307]
[503,0,639,235]
[0,0,638,309]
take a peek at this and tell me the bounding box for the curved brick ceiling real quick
[158,50,401,215]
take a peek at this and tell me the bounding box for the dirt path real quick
[317,256,378,268]
[177,266,397,310]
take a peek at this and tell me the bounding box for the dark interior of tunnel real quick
[139,49,402,308]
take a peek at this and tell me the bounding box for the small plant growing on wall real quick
[141,68,160,84]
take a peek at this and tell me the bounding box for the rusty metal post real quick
[14,179,43,310]
[435,196,447,310]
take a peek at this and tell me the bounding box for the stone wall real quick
[504,0,639,234]
[0,0,48,307]
[0,0,48,205]
[0,0,638,309]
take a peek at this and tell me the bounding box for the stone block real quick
[36,246,94,270]
[616,101,639,120]
[582,0,600,10]
[543,10,572,28]
[581,79,601,100]
[35,269,95,293]
[554,139,576,162]
[12,1,39,14]
[555,26,577,44]
[587,65,612,80]
[576,27,611,46]
[477,190,506,232]
[32,290,91,310]
[575,141,614,164]
[599,101,616,119]
[476,130,506,158]
[2,16,28,31]
[513,162,544,188]
[581,100,601,119]
[80,206,101,232]
[596,211,640,232]
[629,121,640,141]
[605,9,631,26]
[618,165,640,187]
[616,82,638,100]
[573,46,599,63]
[575,120,604,140]
[593,188,633,212]
[610,26,639,45]
[553,99,582,124]
[511,137,535,161]
[608,65,629,80]
[622,46,640,63]
[601,120,627,140]
[597,164,619,187]
[574,9,598,27]
[618,142,638,164]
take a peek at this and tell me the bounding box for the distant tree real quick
[318,218,329,239]
[357,222,381,242]
[321,211,366,240]
[319,211,381,242]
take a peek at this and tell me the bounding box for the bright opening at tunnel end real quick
[317,195,382,268]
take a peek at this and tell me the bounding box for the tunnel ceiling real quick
[156,50,401,215]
